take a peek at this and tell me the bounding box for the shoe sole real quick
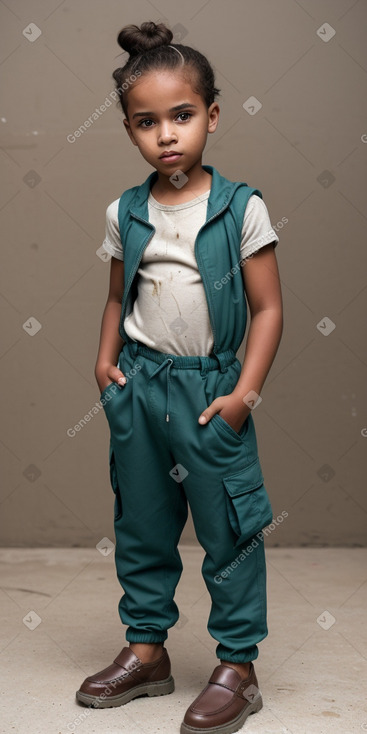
[180,692,263,734]
[76,675,175,708]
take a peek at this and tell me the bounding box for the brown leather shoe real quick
[180,662,262,734]
[76,646,174,708]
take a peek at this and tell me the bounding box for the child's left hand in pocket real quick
[198,393,251,433]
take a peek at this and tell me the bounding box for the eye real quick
[138,118,154,128]
[137,112,192,128]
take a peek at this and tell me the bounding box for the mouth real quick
[159,152,182,162]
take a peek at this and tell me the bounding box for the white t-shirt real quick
[102,189,279,356]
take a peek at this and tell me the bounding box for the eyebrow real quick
[132,103,198,120]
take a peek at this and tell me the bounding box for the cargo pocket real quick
[223,457,273,546]
[109,443,122,521]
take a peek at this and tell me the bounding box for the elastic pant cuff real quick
[126,628,168,644]
[216,644,259,664]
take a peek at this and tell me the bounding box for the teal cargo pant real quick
[100,339,273,664]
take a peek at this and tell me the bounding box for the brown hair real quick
[112,20,221,118]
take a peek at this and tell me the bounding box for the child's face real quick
[123,69,219,175]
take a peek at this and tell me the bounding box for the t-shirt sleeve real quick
[240,194,279,260]
[101,199,124,261]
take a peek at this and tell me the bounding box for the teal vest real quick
[117,164,262,360]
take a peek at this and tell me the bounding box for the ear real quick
[123,118,138,146]
[207,102,220,134]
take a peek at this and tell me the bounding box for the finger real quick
[198,411,208,424]
[198,398,224,424]
[198,405,215,424]
[111,367,126,386]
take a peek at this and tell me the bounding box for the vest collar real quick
[129,164,239,221]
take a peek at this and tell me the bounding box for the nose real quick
[158,120,178,144]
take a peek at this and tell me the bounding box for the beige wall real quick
[1,0,366,547]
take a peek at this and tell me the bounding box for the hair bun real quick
[117,21,173,58]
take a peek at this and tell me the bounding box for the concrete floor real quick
[0,546,366,734]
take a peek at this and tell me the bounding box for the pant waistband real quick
[124,341,236,424]
[126,340,236,373]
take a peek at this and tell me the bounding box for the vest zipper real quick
[119,215,156,337]
[194,201,231,354]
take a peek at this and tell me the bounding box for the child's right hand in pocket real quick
[95,365,127,394]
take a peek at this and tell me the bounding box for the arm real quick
[95,256,127,394]
[198,243,283,431]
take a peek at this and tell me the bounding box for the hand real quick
[198,392,251,434]
[95,363,127,394]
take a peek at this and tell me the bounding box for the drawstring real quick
[129,341,237,425]
[149,358,174,422]
[165,359,173,421]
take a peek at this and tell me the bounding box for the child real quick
[76,20,283,734]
